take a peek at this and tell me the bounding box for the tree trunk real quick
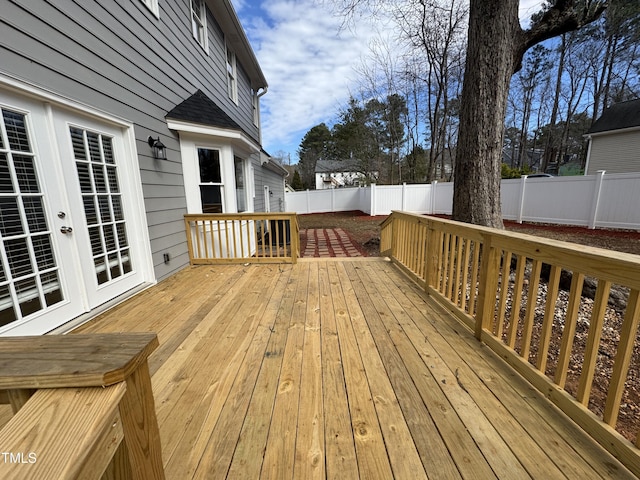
[452,0,520,228]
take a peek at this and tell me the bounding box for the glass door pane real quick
[0,108,63,326]
[69,127,132,286]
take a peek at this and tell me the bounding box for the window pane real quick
[3,110,31,152]
[0,154,14,192]
[198,149,221,183]
[14,155,39,193]
[70,127,86,160]
[83,196,98,225]
[41,271,63,307]
[200,185,222,213]
[32,235,56,270]
[0,197,24,237]
[234,157,246,212]
[0,285,16,327]
[15,277,41,317]
[23,197,48,233]
[6,238,33,277]
[87,132,102,163]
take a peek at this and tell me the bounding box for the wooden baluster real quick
[520,259,542,360]
[537,265,561,373]
[603,289,640,426]
[459,239,471,313]
[495,251,512,338]
[577,280,611,406]
[475,235,501,340]
[555,272,585,388]
[452,236,464,305]
[468,241,481,317]
[507,255,526,349]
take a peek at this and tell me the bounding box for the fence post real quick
[370,183,376,216]
[475,233,501,340]
[402,182,407,211]
[306,189,311,214]
[331,187,335,212]
[517,175,527,224]
[588,170,605,229]
[430,181,438,214]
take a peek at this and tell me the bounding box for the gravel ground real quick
[297,211,640,442]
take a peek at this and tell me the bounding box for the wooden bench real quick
[0,333,165,479]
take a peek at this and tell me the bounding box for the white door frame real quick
[0,76,154,335]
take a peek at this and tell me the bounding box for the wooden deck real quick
[72,258,634,479]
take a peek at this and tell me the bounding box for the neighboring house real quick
[584,99,640,174]
[0,0,285,335]
[315,160,373,189]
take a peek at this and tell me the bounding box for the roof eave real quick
[209,0,268,90]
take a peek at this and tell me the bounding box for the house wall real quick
[254,162,286,213]
[0,0,264,281]
[587,129,640,174]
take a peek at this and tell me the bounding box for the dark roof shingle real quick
[166,90,243,131]
[588,99,640,134]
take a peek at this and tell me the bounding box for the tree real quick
[297,123,332,189]
[452,0,606,228]
[290,170,304,190]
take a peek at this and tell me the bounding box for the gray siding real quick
[588,130,640,174]
[0,0,265,281]
[253,161,287,213]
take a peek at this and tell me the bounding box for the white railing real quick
[286,171,640,230]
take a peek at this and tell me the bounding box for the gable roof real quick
[315,159,361,173]
[588,99,640,134]
[165,90,243,131]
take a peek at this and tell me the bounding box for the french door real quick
[0,91,147,335]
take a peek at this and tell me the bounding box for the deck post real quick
[475,234,500,340]
[425,222,439,291]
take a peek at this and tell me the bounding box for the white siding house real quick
[585,99,640,174]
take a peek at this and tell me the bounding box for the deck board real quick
[72,259,636,479]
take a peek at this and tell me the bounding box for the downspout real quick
[583,134,592,175]
[257,86,268,145]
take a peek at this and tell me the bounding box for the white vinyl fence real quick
[285,171,640,230]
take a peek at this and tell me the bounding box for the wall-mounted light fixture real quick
[147,136,167,160]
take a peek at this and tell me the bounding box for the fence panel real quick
[596,173,640,229]
[285,173,640,230]
[520,176,594,225]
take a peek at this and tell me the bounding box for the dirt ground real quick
[297,210,640,443]
[297,210,640,257]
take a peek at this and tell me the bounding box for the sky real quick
[231,0,546,163]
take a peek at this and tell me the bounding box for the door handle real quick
[60,226,73,234]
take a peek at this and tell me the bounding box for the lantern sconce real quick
[147,136,167,160]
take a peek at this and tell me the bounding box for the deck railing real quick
[380,211,640,476]
[184,213,300,264]
[0,333,165,479]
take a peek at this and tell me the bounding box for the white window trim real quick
[226,44,238,104]
[190,0,208,52]
[140,0,160,18]
[177,133,255,214]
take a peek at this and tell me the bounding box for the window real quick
[190,0,207,50]
[198,148,223,213]
[140,0,159,17]
[234,156,246,212]
[226,46,238,103]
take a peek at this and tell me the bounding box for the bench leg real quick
[118,360,165,479]
[7,388,36,414]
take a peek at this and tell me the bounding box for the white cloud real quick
[235,0,382,157]
[233,0,548,157]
